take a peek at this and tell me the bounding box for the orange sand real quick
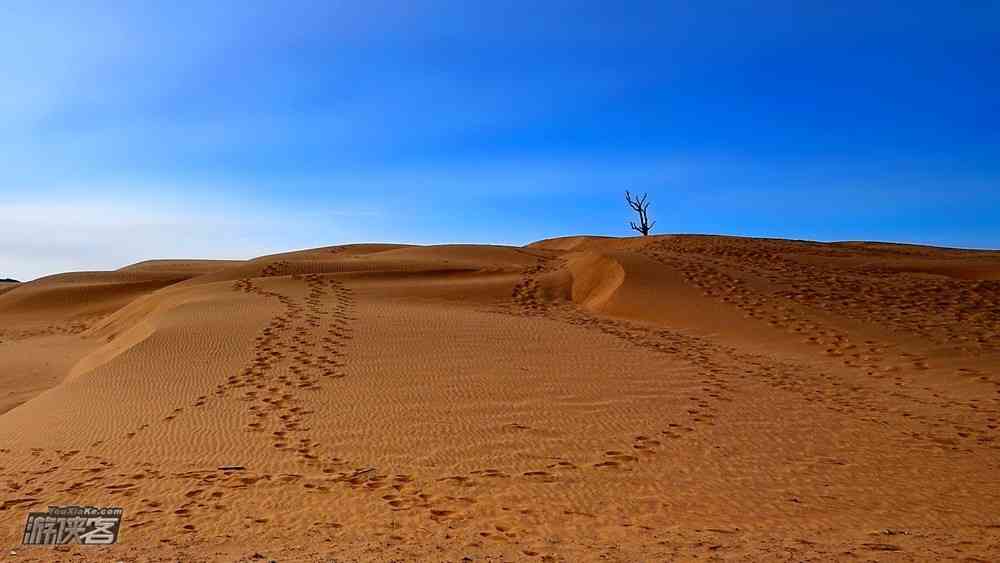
[1,236,998,561]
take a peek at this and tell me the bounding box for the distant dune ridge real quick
[0,279,20,298]
[0,234,999,561]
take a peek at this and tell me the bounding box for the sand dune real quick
[0,282,18,297]
[118,259,247,275]
[1,235,998,561]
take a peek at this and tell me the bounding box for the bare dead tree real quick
[625,190,655,236]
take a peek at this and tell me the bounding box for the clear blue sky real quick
[1,1,998,280]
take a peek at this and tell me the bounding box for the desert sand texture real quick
[1,235,999,562]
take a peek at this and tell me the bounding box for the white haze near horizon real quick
[0,199,388,282]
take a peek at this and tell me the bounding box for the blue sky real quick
[1,1,998,280]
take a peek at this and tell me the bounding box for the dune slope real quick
[1,236,998,561]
